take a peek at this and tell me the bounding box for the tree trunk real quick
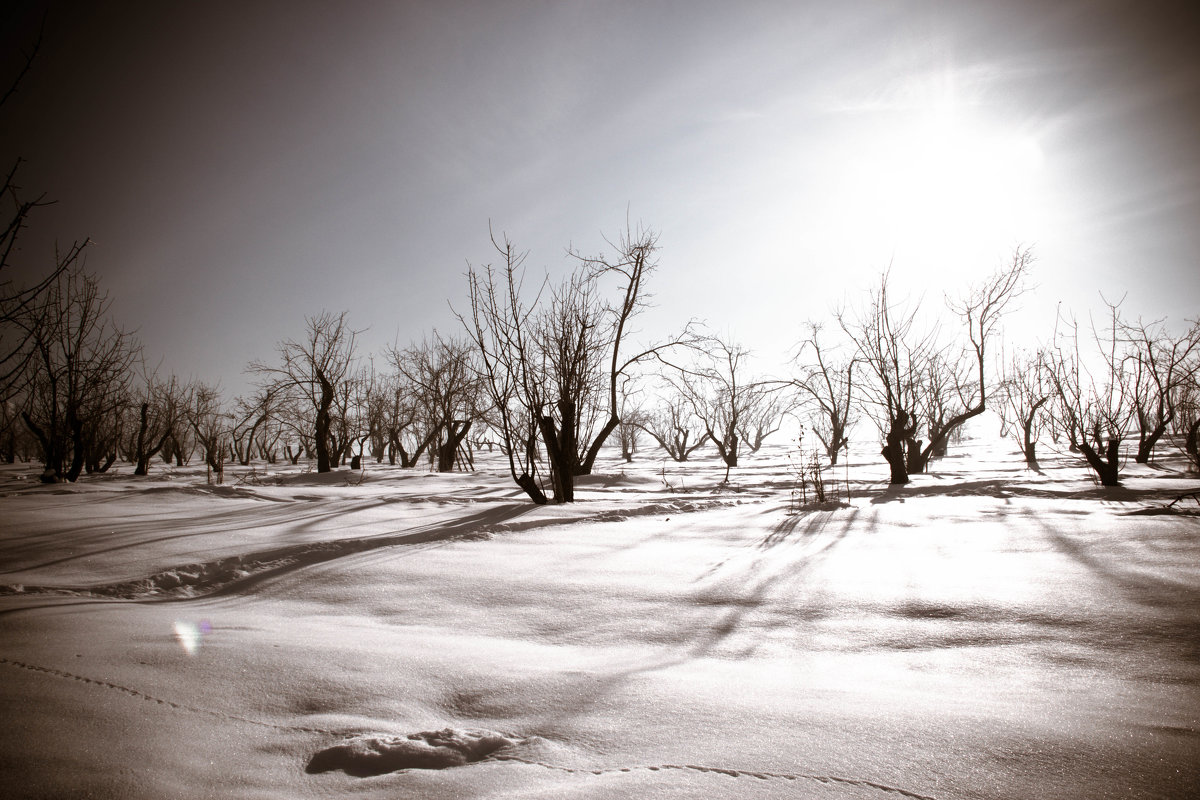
[904,436,925,474]
[538,407,574,504]
[1185,419,1200,472]
[315,378,333,473]
[23,412,59,481]
[515,473,548,504]
[1135,422,1167,464]
[437,420,472,473]
[883,411,914,485]
[1021,412,1041,471]
[577,414,618,476]
[911,404,984,474]
[1022,442,1040,471]
[826,431,846,467]
[1078,438,1121,486]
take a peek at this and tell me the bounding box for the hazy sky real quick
[2,0,1198,395]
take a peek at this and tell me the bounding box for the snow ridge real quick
[0,498,714,600]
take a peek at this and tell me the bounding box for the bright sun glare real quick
[837,93,1048,273]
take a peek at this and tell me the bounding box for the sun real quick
[834,100,1048,272]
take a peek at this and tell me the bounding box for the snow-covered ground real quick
[2,433,1198,799]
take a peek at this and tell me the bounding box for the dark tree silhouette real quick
[16,268,137,482]
[126,371,187,476]
[842,249,1030,484]
[634,393,710,462]
[1044,305,1134,487]
[1122,316,1200,463]
[790,323,856,466]
[1174,366,1200,472]
[998,347,1051,470]
[251,311,358,474]
[460,224,670,504]
[389,333,480,473]
[186,382,231,482]
[660,334,777,484]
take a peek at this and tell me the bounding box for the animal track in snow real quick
[481,754,941,799]
[0,656,342,735]
[1,656,939,799]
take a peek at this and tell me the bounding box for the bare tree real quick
[461,233,553,503]
[736,391,791,455]
[1044,304,1136,486]
[998,347,1051,470]
[126,371,186,475]
[1122,316,1200,463]
[377,370,429,467]
[790,323,856,466]
[838,270,930,484]
[661,334,772,484]
[459,224,670,503]
[842,249,1030,484]
[15,267,138,481]
[635,393,710,462]
[390,333,480,473]
[250,311,358,473]
[569,224,668,475]
[1173,365,1200,472]
[614,376,644,463]
[230,384,279,466]
[186,382,231,482]
[0,395,38,462]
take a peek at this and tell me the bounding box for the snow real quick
[1,436,1198,799]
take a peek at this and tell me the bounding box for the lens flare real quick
[173,619,212,655]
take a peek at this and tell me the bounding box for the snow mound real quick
[306,728,515,776]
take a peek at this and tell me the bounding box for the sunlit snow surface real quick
[1,433,1198,799]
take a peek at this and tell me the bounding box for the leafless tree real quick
[186,382,232,482]
[660,334,776,484]
[14,267,138,481]
[737,391,790,455]
[230,384,279,466]
[1121,316,1200,463]
[790,323,856,466]
[126,370,187,475]
[372,370,425,467]
[1173,365,1200,472]
[614,375,645,463]
[635,393,710,463]
[250,311,358,473]
[842,249,1030,484]
[390,332,481,472]
[0,396,33,462]
[358,365,390,463]
[1044,303,1136,486]
[998,347,1051,470]
[459,224,671,503]
[838,269,931,484]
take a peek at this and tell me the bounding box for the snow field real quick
[1,437,1198,798]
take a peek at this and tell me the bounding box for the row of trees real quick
[1002,303,1200,484]
[3,235,1198,495]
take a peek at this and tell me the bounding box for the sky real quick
[2,0,1198,398]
